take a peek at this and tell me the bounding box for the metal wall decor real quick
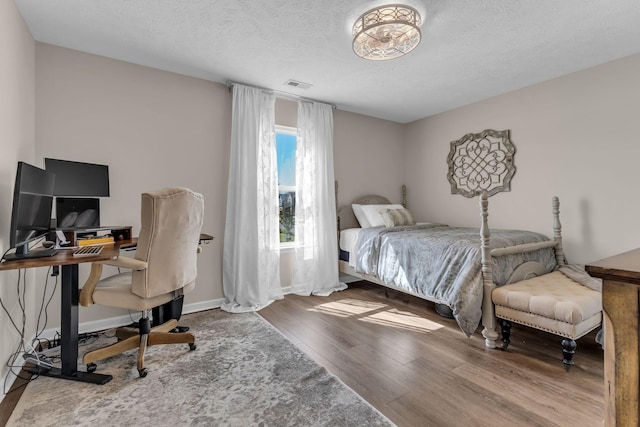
[446,129,516,198]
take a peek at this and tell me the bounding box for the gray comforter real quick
[354,224,557,336]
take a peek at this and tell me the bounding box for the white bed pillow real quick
[351,204,371,228]
[359,204,405,228]
[381,208,415,227]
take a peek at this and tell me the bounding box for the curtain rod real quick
[226,81,337,110]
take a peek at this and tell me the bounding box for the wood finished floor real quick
[1,281,604,426]
[259,281,604,427]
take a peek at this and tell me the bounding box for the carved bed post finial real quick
[552,196,565,266]
[479,191,498,348]
[402,185,407,208]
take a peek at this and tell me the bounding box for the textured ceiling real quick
[15,0,640,123]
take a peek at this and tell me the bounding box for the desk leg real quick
[26,264,112,385]
[602,279,639,426]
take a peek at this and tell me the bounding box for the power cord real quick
[1,258,133,395]
[1,269,41,396]
[0,247,12,262]
[0,271,25,336]
[2,266,64,396]
[33,267,58,343]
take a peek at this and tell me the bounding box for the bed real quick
[337,188,565,348]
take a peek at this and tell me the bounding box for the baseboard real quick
[181,298,224,316]
[37,297,225,339]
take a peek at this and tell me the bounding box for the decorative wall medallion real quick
[447,129,516,198]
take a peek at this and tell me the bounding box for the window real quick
[276,126,297,245]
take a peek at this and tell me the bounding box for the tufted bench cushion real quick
[492,270,602,339]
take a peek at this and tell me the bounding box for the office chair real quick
[79,187,204,377]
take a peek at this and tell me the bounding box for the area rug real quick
[7,309,393,426]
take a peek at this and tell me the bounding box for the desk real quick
[586,248,640,427]
[0,239,136,385]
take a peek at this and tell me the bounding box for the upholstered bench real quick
[492,267,602,369]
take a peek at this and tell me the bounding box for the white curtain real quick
[222,84,283,312]
[291,100,346,296]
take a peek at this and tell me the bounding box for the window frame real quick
[276,125,297,250]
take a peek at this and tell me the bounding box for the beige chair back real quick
[131,187,204,299]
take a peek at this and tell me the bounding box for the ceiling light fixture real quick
[352,4,422,61]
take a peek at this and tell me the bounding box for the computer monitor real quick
[44,158,110,197]
[55,197,100,229]
[44,158,110,230]
[4,162,57,261]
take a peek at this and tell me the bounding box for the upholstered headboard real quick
[336,184,407,230]
[352,195,391,205]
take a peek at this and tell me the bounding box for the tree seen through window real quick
[276,127,296,244]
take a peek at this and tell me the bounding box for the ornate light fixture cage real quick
[352,4,422,61]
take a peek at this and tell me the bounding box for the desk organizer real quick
[60,226,132,247]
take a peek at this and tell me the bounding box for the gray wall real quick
[0,0,36,396]
[33,43,405,325]
[35,44,231,324]
[404,53,640,264]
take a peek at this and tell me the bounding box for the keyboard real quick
[73,245,104,257]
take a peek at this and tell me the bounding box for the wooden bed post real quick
[479,191,498,348]
[401,185,407,208]
[552,196,565,267]
[335,180,340,252]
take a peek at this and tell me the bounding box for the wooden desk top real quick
[0,239,136,271]
[586,247,640,286]
[0,232,211,272]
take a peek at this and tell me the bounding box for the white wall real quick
[334,110,405,229]
[35,43,231,324]
[34,44,406,322]
[404,53,640,264]
[0,0,36,398]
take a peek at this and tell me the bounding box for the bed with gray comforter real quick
[354,224,558,336]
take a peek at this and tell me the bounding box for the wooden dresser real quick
[586,248,640,427]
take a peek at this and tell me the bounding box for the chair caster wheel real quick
[189,343,196,351]
[86,363,97,373]
[138,368,148,378]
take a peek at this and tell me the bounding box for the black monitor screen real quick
[13,193,53,245]
[44,158,110,197]
[7,162,56,258]
[56,197,100,229]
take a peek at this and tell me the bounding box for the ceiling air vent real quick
[284,79,312,90]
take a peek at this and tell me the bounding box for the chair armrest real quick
[98,257,148,270]
[79,257,148,306]
[79,263,104,307]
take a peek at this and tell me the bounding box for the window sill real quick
[279,244,297,254]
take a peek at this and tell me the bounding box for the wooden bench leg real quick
[500,320,511,350]
[561,338,576,371]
